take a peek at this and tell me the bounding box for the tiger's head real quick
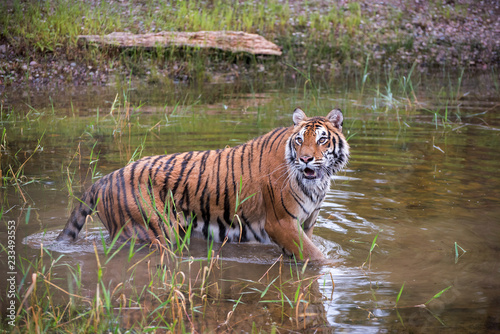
[286,108,350,188]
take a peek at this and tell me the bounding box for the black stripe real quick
[159,188,167,204]
[287,136,296,163]
[147,156,165,197]
[104,176,117,237]
[240,144,246,174]
[114,170,128,229]
[224,148,233,226]
[119,221,132,241]
[152,201,168,238]
[202,220,209,239]
[148,156,166,232]
[280,194,297,220]
[136,159,163,240]
[261,127,282,153]
[289,186,304,204]
[161,153,181,196]
[191,211,198,229]
[247,140,253,179]
[215,151,222,205]
[140,201,163,240]
[200,179,211,239]
[329,132,338,159]
[266,183,280,223]
[179,186,191,211]
[223,181,231,226]
[217,217,226,242]
[258,137,265,172]
[241,214,262,243]
[183,152,199,187]
[327,130,333,148]
[195,150,211,195]
[137,198,160,240]
[296,176,315,202]
[230,147,237,207]
[336,134,344,158]
[124,163,139,234]
[133,221,152,241]
[290,188,309,215]
[150,155,166,185]
[152,155,167,179]
[97,174,116,236]
[93,179,109,235]
[171,151,193,195]
[267,127,288,152]
[171,197,178,221]
[88,186,97,210]
[157,214,169,240]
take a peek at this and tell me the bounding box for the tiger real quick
[56,107,350,261]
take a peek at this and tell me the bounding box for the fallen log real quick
[78,31,282,56]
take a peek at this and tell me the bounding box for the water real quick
[1,71,500,332]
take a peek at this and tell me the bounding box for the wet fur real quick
[57,108,349,261]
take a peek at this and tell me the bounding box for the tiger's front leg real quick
[302,208,320,240]
[264,217,325,261]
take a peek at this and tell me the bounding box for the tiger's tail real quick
[56,190,97,242]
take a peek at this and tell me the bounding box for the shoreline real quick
[0,0,498,88]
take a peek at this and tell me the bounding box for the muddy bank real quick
[0,0,498,88]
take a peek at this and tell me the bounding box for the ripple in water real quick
[22,228,109,254]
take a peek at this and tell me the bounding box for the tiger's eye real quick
[318,137,327,144]
[295,137,303,145]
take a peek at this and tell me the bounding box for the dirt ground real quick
[0,0,498,88]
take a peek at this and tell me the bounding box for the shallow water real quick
[1,71,500,332]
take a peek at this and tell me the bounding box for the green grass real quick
[2,66,491,331]
[0,0,427,83]
[361,230,381,271]
[2,231,330,332]
[1,0,496,88]
[0,89,336,331]
[358,231,455,326]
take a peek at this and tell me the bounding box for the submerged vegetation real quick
[0,230,455,332]
[2,62,490,207]
[2,71,494,331]
[2,232,333,332]
[0,0,498,86]
[1,0,499,329]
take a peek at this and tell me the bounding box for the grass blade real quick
[396,282,405,307]
[260,277,279,298]
[425,286,452,305]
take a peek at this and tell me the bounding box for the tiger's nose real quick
[300,155,314,164]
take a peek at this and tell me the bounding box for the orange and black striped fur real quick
[57,108,349,261]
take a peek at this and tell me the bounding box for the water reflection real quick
[1,73,500,332]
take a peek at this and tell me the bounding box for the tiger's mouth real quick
[303,167,318,179]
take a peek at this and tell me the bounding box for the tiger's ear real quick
[293,108,307,125]
[327,108,343,131]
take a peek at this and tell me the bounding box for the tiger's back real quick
[57,108,349,261]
